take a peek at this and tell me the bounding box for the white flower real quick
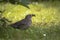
[43,34,46,36]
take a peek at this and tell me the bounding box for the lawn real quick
[0,1,60,40]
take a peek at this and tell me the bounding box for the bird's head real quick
[25,14,35,19]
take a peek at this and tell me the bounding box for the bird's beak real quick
[32,14,35,16]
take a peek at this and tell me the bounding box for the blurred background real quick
[0,0,60,40]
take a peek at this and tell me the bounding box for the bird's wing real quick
[10,19,26,27]
[13,19,26,25]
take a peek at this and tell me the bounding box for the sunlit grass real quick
[1,2,60,24]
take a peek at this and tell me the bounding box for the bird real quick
[10,14,35,30]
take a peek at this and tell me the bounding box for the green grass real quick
[0,1,60,40]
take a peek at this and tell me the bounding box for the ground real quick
[0,1,60,40]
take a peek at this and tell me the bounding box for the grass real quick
[0,1,60,40]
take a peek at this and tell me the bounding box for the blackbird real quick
[10,14,35,30]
